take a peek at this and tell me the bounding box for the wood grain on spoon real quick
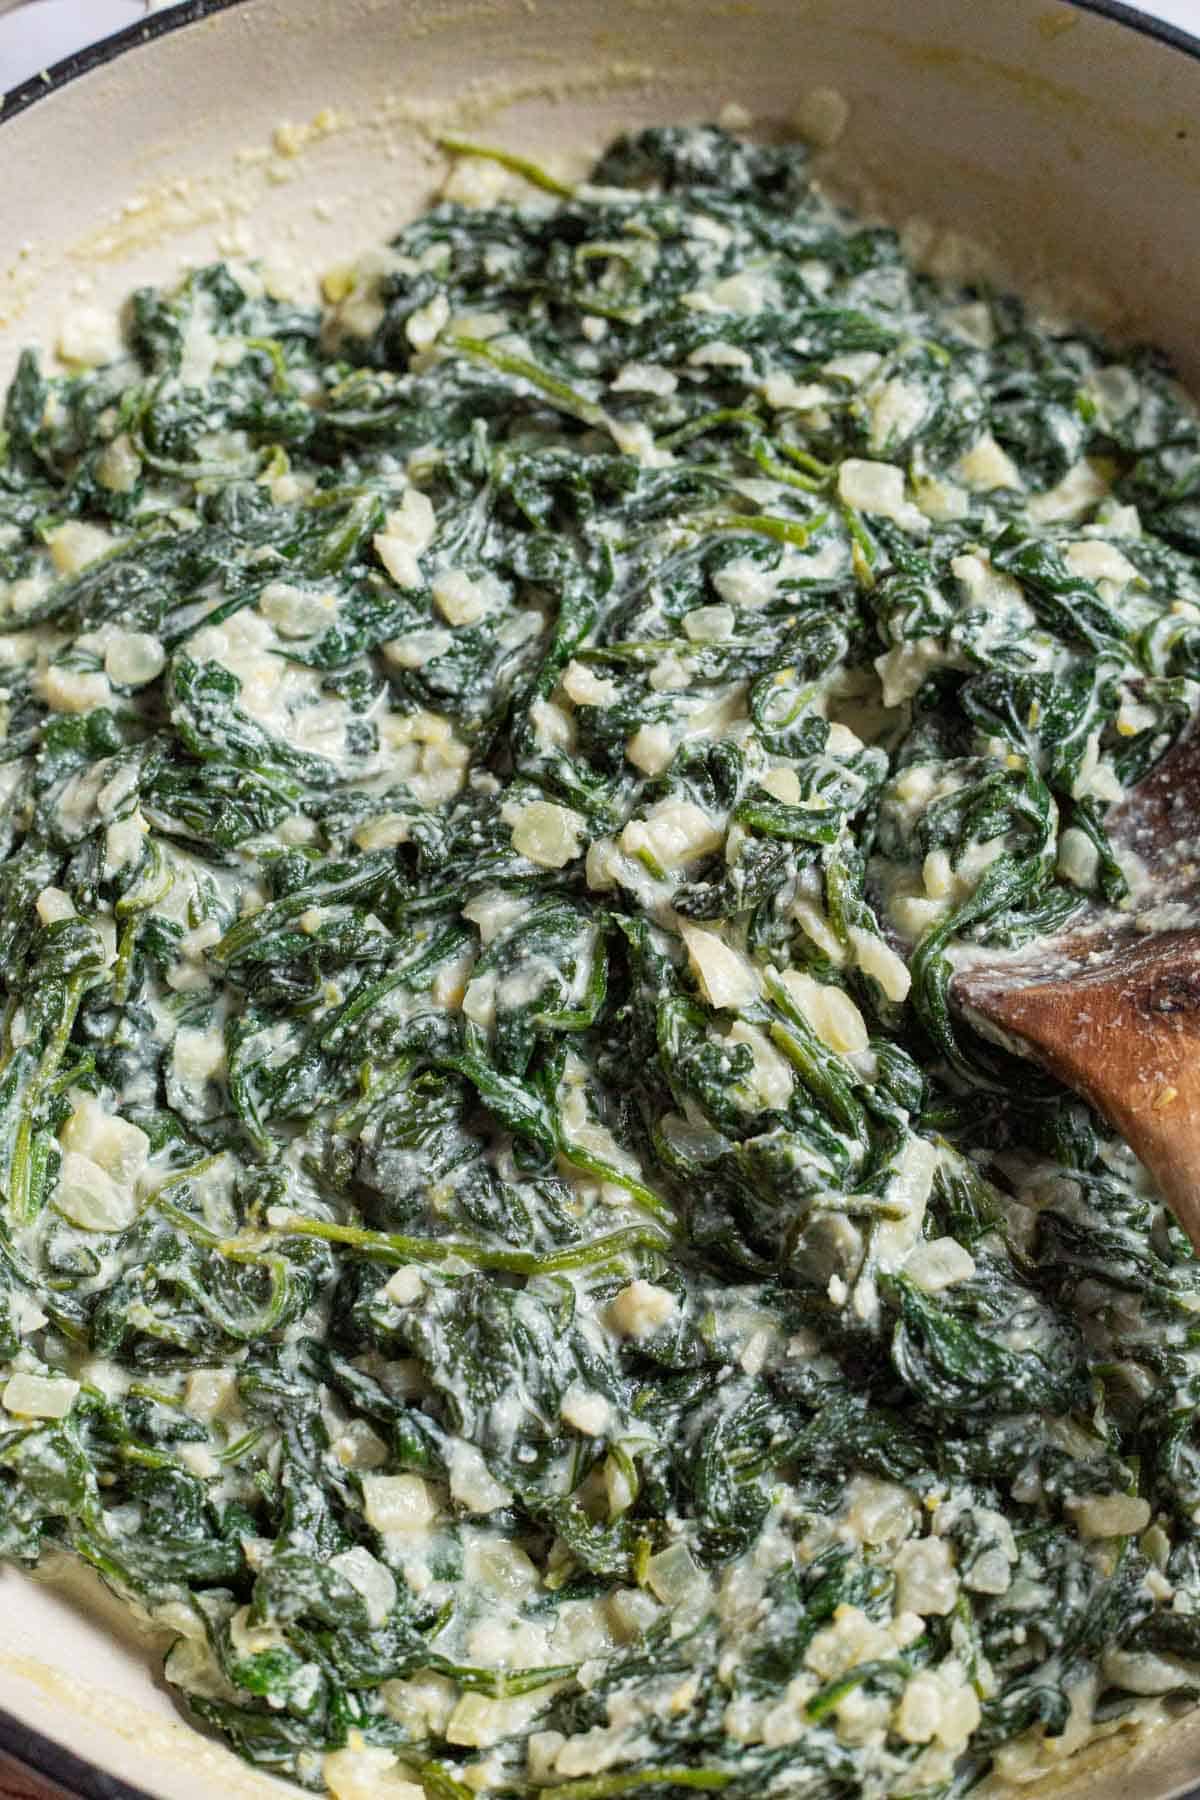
[955,727,1200,1251]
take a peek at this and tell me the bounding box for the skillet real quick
[3,3,1200,1793]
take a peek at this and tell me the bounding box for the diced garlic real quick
[405,292,450,351]
[96,434,141,494]
[874,637,943,708]
[1057,825,1099,889]
[528,1731,567,1783]
[950,551,1032,623]
[610,362,678,396]
[895,1666,981,1748]
[330,1546,397,1626]
[847,926,910,1002]
[323,1740,424,1800]
[759,767,802,805]
[361,1473,437,1534]
[625,723,675,775]
[185,1368,239,1422]
[560,1386,612,1437]
[506,799,586,869]
[841,1475,919,1549]
[914,472,968,522]
[333,1420,390,1471]
[383,628,453,669]
[679,924,760,1010]
[353,813,410,851]
[445,1692,550,1750]
[712,556,779,610]
[561,660,619,706]
[2,1374,79,1419]
[607,1586,660,1641]
[620,800,722,870]
[35,887,75,926]
[431,951,474,1009]
[432,567,503,627]
[53,1149,138,1232]
[606,1280,677,1340]
[60,1093,149,1183]
[822,351,882,386]
[1028,458,1111,523]
[837,459,927,534]
[530,697,575,751]
[726,1020,794,1109]
[681,605,734,643]
[688,341,751,371]
[446,1442,512,1514]
[1066,1492,1151,1538]
[761,375,831,411]
[779,969,869,1055]
[374,488,437,589]
[173,1026,226,1086]
[462,972,497,1031]
[34,664,113,715]
[791,898,845,965]
[956,433,1022,492]
[384,1266,425,1307]
[1064,538,1140,585]
[259,581,338,638]
[867,379,926,453]
[904,1236,975,1292]
[57,306,122,368]
[105,811,147,874]
[103,630,165,686]
[707,269,774,315]
[644,1542,705,1604]
[462,890,529,946]
[47,520,112,575]
[894,1537,958,1616]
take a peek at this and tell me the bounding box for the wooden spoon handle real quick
[958,931,1200,1251]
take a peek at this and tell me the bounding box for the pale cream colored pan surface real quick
[3,1,1200,1793]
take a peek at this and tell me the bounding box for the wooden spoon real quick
[953,728,1200,1250]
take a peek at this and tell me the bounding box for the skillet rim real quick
[0,0,1199,1794]
[2,0,1200,126]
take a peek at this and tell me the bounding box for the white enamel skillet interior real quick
[2,0,1200,1794]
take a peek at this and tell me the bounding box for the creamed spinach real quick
[2,124,1200,1798]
